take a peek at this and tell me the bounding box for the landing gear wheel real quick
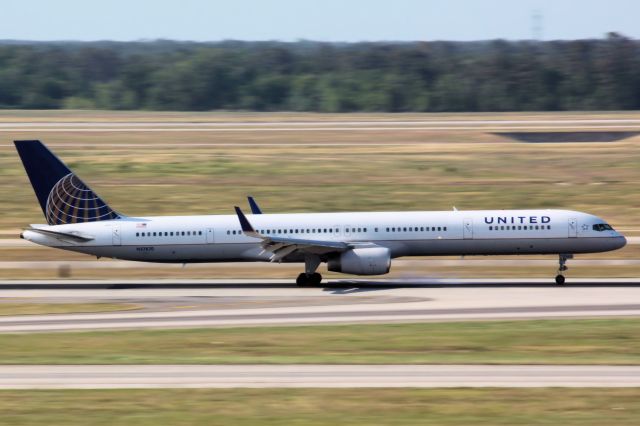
[296,273,323,286]
[310,273,322,286]
[555,274,565,285]
[296,273,308,286]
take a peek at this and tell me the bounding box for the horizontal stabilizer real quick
[26,227,94,243]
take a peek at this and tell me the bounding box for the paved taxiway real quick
[1,365,639,389]
[1,279,640,332]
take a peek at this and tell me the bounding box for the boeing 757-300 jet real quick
[15,140,626,285]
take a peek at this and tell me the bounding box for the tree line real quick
[0,34,638,112]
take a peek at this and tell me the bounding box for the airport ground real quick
[2,111,640,424]
[1,110,640,279]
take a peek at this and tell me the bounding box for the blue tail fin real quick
[14,140,121,225]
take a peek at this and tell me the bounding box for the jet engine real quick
[328,247,391,275]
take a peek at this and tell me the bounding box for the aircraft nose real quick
[617,235,628,249]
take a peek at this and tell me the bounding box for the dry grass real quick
[2,319,640,365]
[2,388,640,426]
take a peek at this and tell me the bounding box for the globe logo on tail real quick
[45,173,119,225]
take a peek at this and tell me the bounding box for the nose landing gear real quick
[555,254,573,285]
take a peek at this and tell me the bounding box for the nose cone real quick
[614,235,627,250]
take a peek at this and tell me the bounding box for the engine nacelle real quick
[328,247,391,275]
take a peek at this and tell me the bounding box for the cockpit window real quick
[593,223,614,232]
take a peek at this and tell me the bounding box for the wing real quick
[234,206,349,262]
[247,196,263,214]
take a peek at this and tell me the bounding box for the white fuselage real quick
[22,209,626,267]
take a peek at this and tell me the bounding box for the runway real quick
[2,118,640,135]
[1,365,639,388]
[1,279,640,332]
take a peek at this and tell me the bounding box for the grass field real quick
[1,110,638,279]
[1,388,639,425]
[2,319,640,365]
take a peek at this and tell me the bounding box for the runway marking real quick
[3,125,640,132]
[2,119,640,126]
[0,142,518,148]
[1,365,639,388]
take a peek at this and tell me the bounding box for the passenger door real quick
[112,224,122,246]
[568,218,578,238]
[332,225,341,239]
[206,228,215,244]
[463,218,473,239]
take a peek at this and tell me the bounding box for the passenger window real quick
[489,226,492,230]
[437,227,441,231]
[547,225,551,230]
[136,232,139,237]
[500,226,505,230]
[432,227,436,231]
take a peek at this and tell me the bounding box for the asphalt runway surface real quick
[1,365,639,389]
[1,279,640,332]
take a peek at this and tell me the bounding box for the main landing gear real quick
[555,254,573,285]
[296,272,322,286]
[296,254,323,286]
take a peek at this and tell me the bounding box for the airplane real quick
[15,140,626,286]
